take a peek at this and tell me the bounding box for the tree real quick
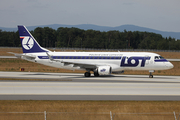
[1,27,180,50]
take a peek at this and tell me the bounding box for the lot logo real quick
[120,56,150,67]
[100,69,106,72]
[21,37,34,50]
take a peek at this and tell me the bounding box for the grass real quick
[0,48,23,56]
[1,101,180,113]
[0,101,179,120]
[0,58,85,73]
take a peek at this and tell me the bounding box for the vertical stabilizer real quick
[18,25,50,53]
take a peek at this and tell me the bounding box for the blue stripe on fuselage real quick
[38,56,122,60]
[154,59,168,62]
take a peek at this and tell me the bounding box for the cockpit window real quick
[155,56,159,59]
[159,56,164,59]
[155,56,164,59]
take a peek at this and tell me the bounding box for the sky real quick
[0,0,180,32]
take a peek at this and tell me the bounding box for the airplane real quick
[11,25,174,78]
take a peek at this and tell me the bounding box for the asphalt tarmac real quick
[0,71,180,100]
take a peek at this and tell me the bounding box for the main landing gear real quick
[149,70,154,78]
[84,72,91,77]
[84,71,99,77]
[94,72,99,77]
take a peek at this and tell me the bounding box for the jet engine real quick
[97,66,112,75]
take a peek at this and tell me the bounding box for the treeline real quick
[0,27,180,50]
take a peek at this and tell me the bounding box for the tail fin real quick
[18,25,50,53]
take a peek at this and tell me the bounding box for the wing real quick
[46,52,105,70]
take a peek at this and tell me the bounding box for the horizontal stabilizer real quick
[8,52,36,60]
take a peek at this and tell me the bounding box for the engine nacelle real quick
[98,66,112,75]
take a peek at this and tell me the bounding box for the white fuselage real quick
[22,51,174,72]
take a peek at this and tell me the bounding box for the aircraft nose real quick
[167,62,174,69]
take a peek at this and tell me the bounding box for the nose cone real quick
[167,62,174,69]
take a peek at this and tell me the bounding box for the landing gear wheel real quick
[149,75,153,78]
[84,72,91,77]
[94,72,99,77]
[149,72,153,78]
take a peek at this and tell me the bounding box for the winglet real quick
[46,52,54,61]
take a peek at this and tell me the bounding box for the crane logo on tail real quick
[21,37,34,50]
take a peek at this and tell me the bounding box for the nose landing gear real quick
[149,72,153,78]
[149,70,154,78]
